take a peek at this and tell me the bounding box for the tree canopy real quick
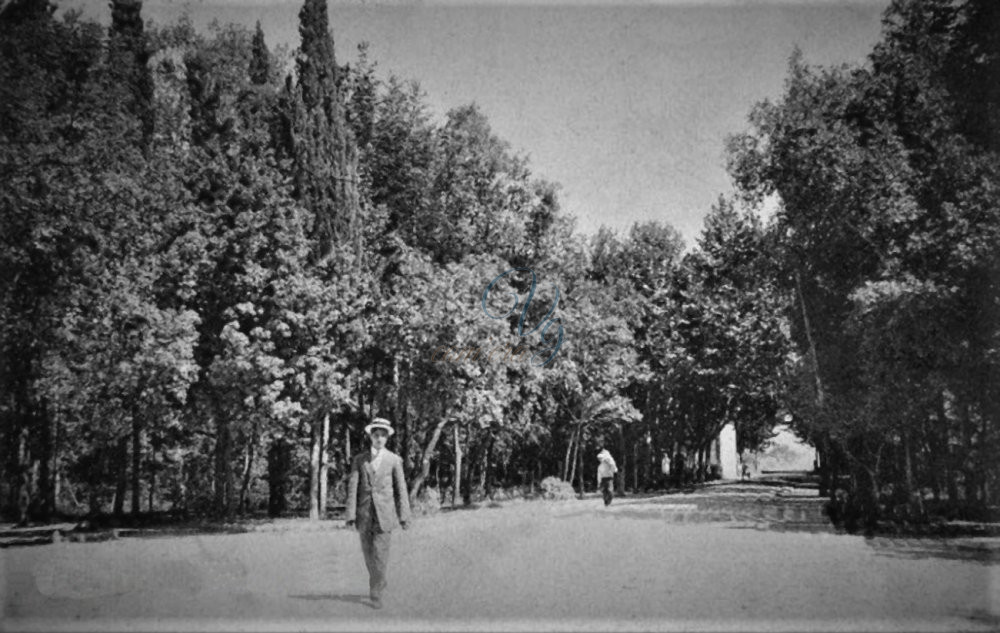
[2,0,993,531]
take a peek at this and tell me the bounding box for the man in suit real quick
[345,418,411,609]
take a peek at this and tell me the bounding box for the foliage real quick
[539,477,575,501]
[411,486,441,516]
[727,0,1000,528]
[5,0,987,533]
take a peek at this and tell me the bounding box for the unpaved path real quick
[2,496,998,631]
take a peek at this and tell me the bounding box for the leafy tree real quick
[0,0,855,526]
[589,222,684,490]
[727,0,1000,527]
[665,200,791,481]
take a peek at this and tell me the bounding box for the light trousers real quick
[359,525,392,598]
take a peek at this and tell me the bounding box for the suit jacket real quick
[345,449,412,532]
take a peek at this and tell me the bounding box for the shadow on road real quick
[289,593,374,607]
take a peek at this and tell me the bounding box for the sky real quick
[59,0,891,245]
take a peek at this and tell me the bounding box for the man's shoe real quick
[370,596,383,609]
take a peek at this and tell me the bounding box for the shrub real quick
[506,486,527,500]
[412,486,441,516]
[490,488,510,501]
[539,477,575,501]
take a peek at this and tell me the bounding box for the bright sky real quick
[60,0,890,245]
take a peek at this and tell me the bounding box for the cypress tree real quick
[0,0,54,24]
[250,21,271,86]
[288,0,364,521]
[109,0,154,149]
[288,0,361,263]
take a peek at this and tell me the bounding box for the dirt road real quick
[2,496,998,631]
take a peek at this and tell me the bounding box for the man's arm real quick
[393,456,412,525]
[345,456,359,525]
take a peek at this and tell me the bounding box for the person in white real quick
[596,449,618,506]
[661,453,671,488]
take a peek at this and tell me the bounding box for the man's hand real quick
[344,519,355,529]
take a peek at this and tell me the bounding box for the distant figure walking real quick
[345,418,412,609]
[597,449,618,506]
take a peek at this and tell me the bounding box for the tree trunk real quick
[402,399,412,472]
[394,360,410,471]
[962,403,975,504]
[113,435,128,519]
[484,435,495,500]
[577,432,585,498]
[309,417,321,521]
[345,417,353,465]
[567,428,579,485]
[54,465,62,516]
[177,452,187,513]
[478,444,488,496]
[240,444,251,513]
[131,417,141,516]
[38,408,54,521]
[410,418,450,504]
[319,413,330,517]
[453,423,462,507]
[817,438,830,497]
[865,466,880,534]
[633,442,639,492]
[239,426,258,514]
[795,269,825,406]
[267,438,288,518]
[979,415,989,506]
[462,432,478,506]
[562,427,576,481]
[368,368,377,421]
[148,469,155,513]
[88,477,101,520]
[617,424,626,496]
[214,408,233,517]
[903,428,924,518]
[694,446,704,483]
[29,459,39,520]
